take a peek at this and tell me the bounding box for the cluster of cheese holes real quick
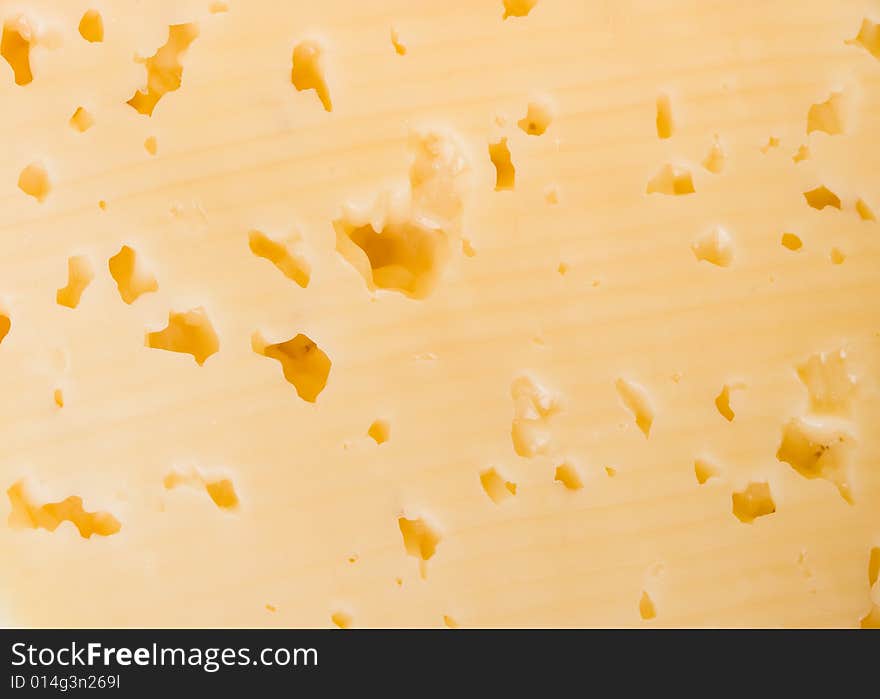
[3,7,876,624]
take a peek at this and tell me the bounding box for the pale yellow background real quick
[0,0,878,627]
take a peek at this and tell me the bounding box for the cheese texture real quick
[0,0,879,629]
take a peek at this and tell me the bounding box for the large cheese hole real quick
[248,230,310,288]
[847,18,880,61]
[291,40,332,112]
[777,417,854,503]
[127,24,199,116]
[807,92,845,136]
[334,218,446,299]
[252,332,331,402]
[69,106,94,133]
[18,162,50,201]
[694,458,720,485]
[731,482,776,523]
[639,591,656,620]
[78,10,103,43]
[703,136,725,174]
[56,255,94,309]
[646,164,694,195]
[368,419,390,445]
[2,17,33,85]
[518,100,553,136]
[489,138,515,190]
[655,94,673,139]
[856,198,875,222]
[480,467,516,503]
[691,227,733,267]
[503,0,538,19]
[714,384,735,421]
[6,480,121,538]
[803,186,841,210]
[109,245,158,304]
[147,308,219,366]
[616,378,653,437]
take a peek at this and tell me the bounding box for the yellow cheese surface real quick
[0,0,879,628]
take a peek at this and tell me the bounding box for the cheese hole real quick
[646,164,694,195]
[368,419,390,445]
[554,462,582,491]
[69,106,94,133]
[731,482,776,523]
[443,615,458,628]
[655,94,673,139]
[164,469,238,510]
[503,0,538,19]
[830,248,846,265]
[56,255,94,309]
[398,516,440,578]
[639,591,656,620]
[869,547,880,587]
[793,145,810,163]
[248,230,310,288]
[846,19,880,61]
[489,138,515,190]
[807,92,845,136]
[127,24,199,116]
[691,227,733,267]
[78,10,103,43]
[2,17,33,85]
[715,384,735,421]
[334,218,446,299]
[331,611,352,629]
[291,40,332,112]
[209,1,229,13]
[760,136,780,153]
[615,378,653,438]
[781,232,803,251]
[0,313,9,345]
[53,388,64,407]
[804,186,841,210]
[144,136,157,155]
[390,27,406,55]
[147,308,219,366]
[109,245,158,304]
[856,198,875,222]
[777,417,854,504]
[862,607,880,629]
[462,239,476,257]
[518,100,553,136]
[6,480,121,538]
[605,466,617,477]
[694,458,720,485]
[511,375,559,457]
[480,467,516,504]
[205,479,238,509]
[702,136,725,174]
[18,162,50,202]
[252,332,331,402]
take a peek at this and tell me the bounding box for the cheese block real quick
[0,0,878,628]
